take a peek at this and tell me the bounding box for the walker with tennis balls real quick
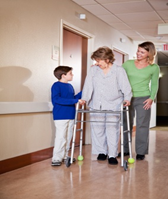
[65,102,135,171]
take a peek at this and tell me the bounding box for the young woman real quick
[120,41,160,160]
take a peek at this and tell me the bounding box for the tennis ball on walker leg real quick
[78,155,84,161]
[128,158,135,164]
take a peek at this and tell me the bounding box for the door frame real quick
[60,20,95,144]
[60,20,94,68]
[112,46,129,62]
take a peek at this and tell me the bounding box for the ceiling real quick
[72,0,168,65]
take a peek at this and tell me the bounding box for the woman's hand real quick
[123,100,130,106]
[79,99,86,105]
[143,98,153,110]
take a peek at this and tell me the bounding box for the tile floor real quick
[0,128,168,199]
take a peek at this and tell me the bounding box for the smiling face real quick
[136,47,149,61]
[95,59,109,69]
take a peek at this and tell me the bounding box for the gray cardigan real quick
[82,64,132,111]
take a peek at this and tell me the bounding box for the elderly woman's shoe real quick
[97,154,107,161]
[108,157,118,165]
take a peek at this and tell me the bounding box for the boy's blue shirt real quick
[51,81,82,120]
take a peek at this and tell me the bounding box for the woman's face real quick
[136,47,149,61]
[95,59,109,69]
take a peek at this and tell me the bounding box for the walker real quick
[65,103,134,171]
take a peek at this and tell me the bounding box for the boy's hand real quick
[79,99,86,105]
[123,100,130,106]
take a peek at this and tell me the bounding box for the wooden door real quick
[113,50,124,66]
[63,28,87,145]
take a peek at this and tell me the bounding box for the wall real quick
[0,0,136,161]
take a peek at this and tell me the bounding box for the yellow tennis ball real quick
[78,155,84,161]
[128,158,135,164]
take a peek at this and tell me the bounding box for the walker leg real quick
[126,106,133,159]
[120,103,124,167]
[66,103,79,167]
[123,160,128,171]
[126,106,135,164]
[70,122,77,165]
[65,157,71,167]
[78,105,84,161]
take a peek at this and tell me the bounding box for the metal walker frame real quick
[66,103,133,170]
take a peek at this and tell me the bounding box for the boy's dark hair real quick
[53,66,72,80]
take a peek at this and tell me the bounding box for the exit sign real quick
[163,44,168,51]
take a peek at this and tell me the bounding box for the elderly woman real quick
[82,46,132,165]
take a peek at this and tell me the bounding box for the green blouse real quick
[122,60,160,100]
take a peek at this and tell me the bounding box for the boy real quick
[51,66,84,166]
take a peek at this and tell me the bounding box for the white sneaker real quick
[51,160,62,166]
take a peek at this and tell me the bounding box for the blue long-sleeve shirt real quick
[51,81,82,120]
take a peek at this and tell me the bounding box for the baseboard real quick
[0,127,137,174]
[0,147,53,174]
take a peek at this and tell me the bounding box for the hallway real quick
[0,128,168,199]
